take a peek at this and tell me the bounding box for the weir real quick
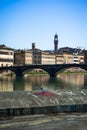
[0,90,87,118]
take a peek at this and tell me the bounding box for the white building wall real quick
[25,50,32,64]
[0,48,14,67]
[41,52,55,64]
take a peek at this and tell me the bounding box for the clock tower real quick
[54,33,58,51]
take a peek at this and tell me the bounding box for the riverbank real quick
[0,90,87,118]
[0,90,87,129]
[0,113,87,130]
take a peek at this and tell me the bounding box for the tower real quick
[32,43,35,50]
[54,33,58,51]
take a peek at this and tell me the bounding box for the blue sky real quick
[0,0,87,50]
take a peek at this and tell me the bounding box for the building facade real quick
[82,50,87,64]
[55,54,64,64]
[58,47,84,64]
[62,52,84,64]
[63,53,74,64]
[14,47,84,66]
[33,49,56,65]
[25,50,32,64]
[0,45,14,67]
[78,54,84,64]
[14,50,25,65]
[14,50,32,65]
[41,51,55,64]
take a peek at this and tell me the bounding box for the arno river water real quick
[0,73,87,92]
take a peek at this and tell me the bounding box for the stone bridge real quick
[0,64,87,77]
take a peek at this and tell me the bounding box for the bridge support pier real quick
[16,73,23,78]
[49,73,56,77]
[15,71,23,78]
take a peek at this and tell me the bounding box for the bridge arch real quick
[22,68,49,77]
[55,67,86,76]
[0,68,16,77]
[53,64,87,77]
[0,64,87,78]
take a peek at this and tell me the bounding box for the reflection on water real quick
[0,77,14,92]
[0,74,87,92]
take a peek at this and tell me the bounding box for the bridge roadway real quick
[0,64,87,77]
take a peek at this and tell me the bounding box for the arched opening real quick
[0,69,16,77]
[56,67,87,76]
[63,67,87,73]
[23,68,49,77]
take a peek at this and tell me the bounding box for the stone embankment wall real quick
[0,90,87,118]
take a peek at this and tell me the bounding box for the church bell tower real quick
[54,33,58,51]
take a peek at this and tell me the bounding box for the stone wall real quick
[0,104,87,119]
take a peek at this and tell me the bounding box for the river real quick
[0,73,87,92]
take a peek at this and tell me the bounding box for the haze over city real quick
[0,0,87,50]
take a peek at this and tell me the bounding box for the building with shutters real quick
[0,44,14,67]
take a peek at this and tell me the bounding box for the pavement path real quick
[0,113,87,130]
